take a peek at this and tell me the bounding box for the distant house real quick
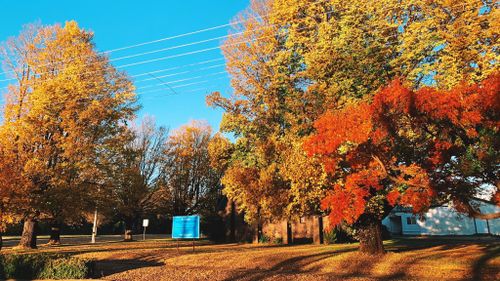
[382,199,500,236]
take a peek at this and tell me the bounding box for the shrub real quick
[0,253,52,279]
[324,225,357,244]
[0,253,94,280]
[323,228,337,244]
[272,237,283,245]
[39,256,95,279]
[258,234,271,243]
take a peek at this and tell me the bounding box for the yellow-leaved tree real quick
[0,21,137,248]
[207,0,498,247]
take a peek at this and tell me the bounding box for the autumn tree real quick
[208,0,498,239]
[111,118,170,241]
[163,121,223,217]
[0,21,137,248]
[0,147,24,250]
[304,73,500,254]
[207,0,327,228]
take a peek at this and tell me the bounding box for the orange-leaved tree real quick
[0,146,25,251]
[0,21,137,248]
[208,0,498,233]
[304,72,500,254]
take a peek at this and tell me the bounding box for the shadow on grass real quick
[93,258,164,279]
[6,236,498,280]
[222,247,357,281]
[469,244,500,281]
[218,236,500,281]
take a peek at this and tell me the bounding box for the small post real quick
[192,238,195,252]
[142,219,149,241]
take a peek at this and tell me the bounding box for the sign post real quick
[142,219,149,241]
[172,215,200,252]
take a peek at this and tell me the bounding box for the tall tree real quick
[0,21,137,248]
[164,121,222,216]
[112,118,170,241]
[304,73,500,254]
[208,0,498,241]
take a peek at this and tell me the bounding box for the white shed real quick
[382,199,500,236]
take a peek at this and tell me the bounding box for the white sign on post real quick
[142,219,149,240]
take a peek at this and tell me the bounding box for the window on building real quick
[406,216,417,225]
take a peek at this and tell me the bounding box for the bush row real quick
[0,253,95,279]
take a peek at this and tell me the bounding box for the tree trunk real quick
[358,219,384,255]
[91,208,98,243]
[47,220,61,245]
[0,233,3,251]
[18,218,37,249]
[123,218,134,242]
[229,201,236,242]
[318,216,324,244]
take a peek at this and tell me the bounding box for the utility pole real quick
[91,208,98,243]
[91,186,101,244]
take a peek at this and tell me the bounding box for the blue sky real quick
[0,0,250,131]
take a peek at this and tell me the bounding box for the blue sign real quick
[172,215,200,239]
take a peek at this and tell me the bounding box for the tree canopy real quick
[207,0,499,253]
[0,21,137,248]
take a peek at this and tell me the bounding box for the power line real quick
[0,14,488,94]
[0,30,273,86]
[137,76,229,97]
[0,3,489,96]
[147,73,178,95]
[134,63,225,83]
[0,3,483,84]
[136,71,228,90]
[0,0,333,77]
[110,28,271,63]
[130,58,224,78]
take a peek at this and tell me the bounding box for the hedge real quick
[0,253,95,279]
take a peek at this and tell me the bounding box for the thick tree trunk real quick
[18,218,37,249]
[318,216,324,244]
[47,220,61,245]
[358,219,384,255]
[123,218,134,242]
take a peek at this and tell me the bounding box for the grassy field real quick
[1,236,499,280]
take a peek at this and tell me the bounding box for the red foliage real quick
[371,78,413,116]
[305,72,500,227]
[386,189,400,206]
[303,103,372,157]
[429,140,453,166]
[321,185,367,225]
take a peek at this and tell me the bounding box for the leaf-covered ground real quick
[3,236,499,280]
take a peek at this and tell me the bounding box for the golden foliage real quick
[0,21,137,223]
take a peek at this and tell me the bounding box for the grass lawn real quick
[1,236,499,280]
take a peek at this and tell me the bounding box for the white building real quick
[382,199,500,236]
